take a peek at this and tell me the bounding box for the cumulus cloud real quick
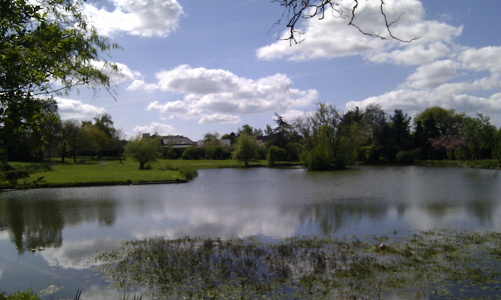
[84,0,184,37]
[91,61,142,85]
[348,43,501,123]
[55,98,107,120]
[133,122,178,135]
[402,60,460,89]
[459,46,501,73]
[366,42,454,66]
[346,56,501,121]
[199,113,241,124]
[126,79,158,92]
[144,65,318,124]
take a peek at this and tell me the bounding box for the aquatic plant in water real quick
[95,230,501,299]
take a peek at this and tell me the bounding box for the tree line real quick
[139,102,500,171]
[0,105,125,163]
[3,101,501,172]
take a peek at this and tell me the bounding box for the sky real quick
[56,0,501,141]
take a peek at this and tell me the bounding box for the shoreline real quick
[2,159,500,190]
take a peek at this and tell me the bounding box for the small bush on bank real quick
[179,166,198,180]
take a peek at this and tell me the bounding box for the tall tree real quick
[361,104,387,145]
[232,133,258,168]
[414,107,464,136]
[94,114,116,139]
[461,115,497,160]
[58,120,82,163]
[202,132,225,159]
[38,99,61,162]
[125,135,162,170]
[295,103,358,170]
[388,109,412,161]
[80,114,117,158]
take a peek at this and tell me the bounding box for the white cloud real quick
[144,65,318,124]
[256,0,461,62]
[347,70,501,121]
[126,79,158,92]
[281,109,307,123]
[133,122,177,135]
[156,65,239,94]
[459,46,501,74]
[84,0,184,37]
[91,61,142,85]
[55,98,107,120]
[199,113,241,124]
[402,60,460,89]
[366,42,453,66]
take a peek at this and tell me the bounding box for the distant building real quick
[141,133,195,149]
[162,135,196,149]
[142,133,230,150]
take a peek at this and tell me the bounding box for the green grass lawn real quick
[3,157,268,188]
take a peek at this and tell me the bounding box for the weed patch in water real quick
[95,230,501,299]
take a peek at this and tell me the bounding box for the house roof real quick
[162,135,195,148]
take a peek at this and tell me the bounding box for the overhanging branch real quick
[273,0,420,45]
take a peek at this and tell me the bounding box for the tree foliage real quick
[124,135,162,170]
[0,0,119,161]
[0,0,119,99]
[202,132,229,159]
[267,145,286,166]
[295,103,361,170]
[232,133,258,168]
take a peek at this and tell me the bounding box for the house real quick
[161,135,196,149]
[141,133,196,149]
[142,133,230,150]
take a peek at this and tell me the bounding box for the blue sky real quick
[56,0,501,140]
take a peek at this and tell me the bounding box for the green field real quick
[2,158,268,188]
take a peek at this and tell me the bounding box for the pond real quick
[0,166,500,298]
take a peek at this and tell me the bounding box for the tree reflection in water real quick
[95,230,501,299]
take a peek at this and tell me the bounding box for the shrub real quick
[267,146,286,166]
[396,150,416,164]
[5,169,30,186]
[178,166,198,181]
[181,146,201,160]
[300,144,333,171]
[164,147,178,159]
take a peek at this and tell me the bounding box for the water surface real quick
[0,166,500,298]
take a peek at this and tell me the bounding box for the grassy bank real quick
[1,158,268,189]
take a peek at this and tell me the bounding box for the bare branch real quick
[272,0,420,45]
